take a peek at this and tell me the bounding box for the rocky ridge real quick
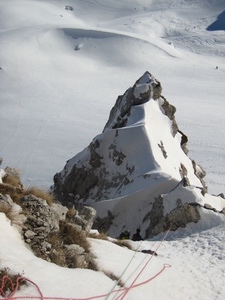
[0,163,97,269]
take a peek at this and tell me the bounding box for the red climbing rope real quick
[115,227,171,300]
[115,263,171,300]
[0,264,171,300]
[0,275,14,298]
[1,276,44,300]
[0,229,171,300]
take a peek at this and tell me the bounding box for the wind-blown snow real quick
[0,1,225,299]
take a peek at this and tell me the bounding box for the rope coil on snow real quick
[0,229,171,300]
[0,264,171,300]
[0,275,14,298]
[0,276,44,300]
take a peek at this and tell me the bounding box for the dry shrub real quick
[0,185,54,205]
[47,231,62,249]
[59,221,90,252]
[0,183,23,203]
[103,270,124,287]
[36,231,67,267]
[87,258,98,271]
[47,221,90,254]
[3,174,22,188]
[0,183,54,206]
[0,268,27,297]
[66,207,77,220]
[113,240,133,250]
[1,168,54,205]
[88,232,108,240]
[23,187,54,205]
[47,221,95,269]
[50,250,67,267]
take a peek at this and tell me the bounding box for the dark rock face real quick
[160,95,178,137]
[103,71,162,130]
[146,199,201,238]
[93,211,114,233]
[144,195,164,237]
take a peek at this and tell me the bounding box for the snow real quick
[0,0,224,195]
[0,169,6,183]
[0,0,225,299]
[1,210,225,300]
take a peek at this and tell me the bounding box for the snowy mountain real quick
[52,70,225,238]
[0,0,224,195]
[0,0,225,299]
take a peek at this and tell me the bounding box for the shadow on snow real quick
[207,10,225,31]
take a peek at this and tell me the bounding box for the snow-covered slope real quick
[1,207,225,300]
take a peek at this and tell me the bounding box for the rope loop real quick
[164,263,172,268]
[0,229,172,300]
[0,275,14,297]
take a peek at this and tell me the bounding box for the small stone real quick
[25,230,36,238]
[204,203,213,210]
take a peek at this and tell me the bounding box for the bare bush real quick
[0,268,27,297]
[59,221,90,251]
[113,240,133,250]
[23,187,54,205]
[88,232,108,240]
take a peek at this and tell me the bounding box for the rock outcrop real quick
[0,174,97,269]
[18,195,96,267]
[52,71,225,238]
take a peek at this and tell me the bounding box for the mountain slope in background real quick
[0,0,224,195]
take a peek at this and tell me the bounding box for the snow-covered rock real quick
[0,169,6,183]
[52,72,225,238]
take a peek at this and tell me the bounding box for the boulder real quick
[19,195,59,244]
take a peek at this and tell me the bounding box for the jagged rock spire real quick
[104,71,162,130]
[52,71,210,238]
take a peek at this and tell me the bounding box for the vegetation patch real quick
[113,240,133,250]
[1,171,54,205]
[23,186,54,205]
[0,268,27,297]
[103,270,124,287]
[88,232,109,240]
[0,166,97,271]
[59,220,90,250]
